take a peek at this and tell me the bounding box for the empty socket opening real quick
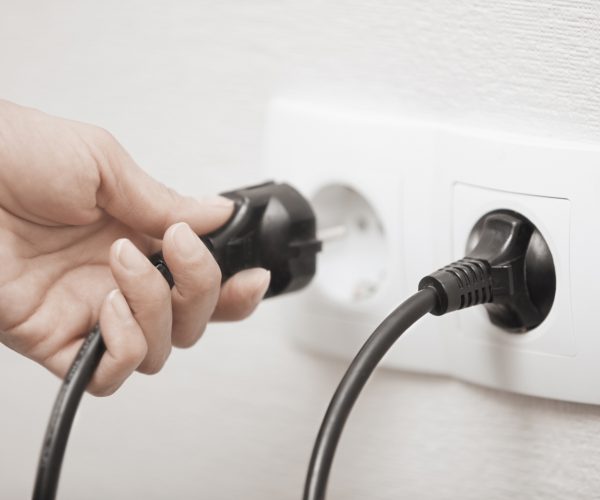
[312,184,386,303]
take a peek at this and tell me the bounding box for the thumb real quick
[94,132,234,238]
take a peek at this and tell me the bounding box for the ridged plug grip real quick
[418,258,493,315]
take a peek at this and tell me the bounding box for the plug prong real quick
[317,225,348,243]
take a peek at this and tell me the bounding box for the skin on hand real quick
[0,99,271,396]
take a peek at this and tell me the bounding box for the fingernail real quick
[197,195,234,209]
[172,222,201,259]
[116,239,147,272]
[108,289,131,320]
[237,268,271,301]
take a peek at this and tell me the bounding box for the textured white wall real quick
[1,1,600,498]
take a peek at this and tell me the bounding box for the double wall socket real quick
[264,98,600,405]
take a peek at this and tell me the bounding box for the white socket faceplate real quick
[264,98,600,405]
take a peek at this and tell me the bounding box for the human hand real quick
[0,100,270,395]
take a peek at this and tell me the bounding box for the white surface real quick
[265,99,446,375]
[266,99,600,404]
[2,1,600,499]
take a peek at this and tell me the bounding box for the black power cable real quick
[303,288,438,500]
[32,201,555,500]
[32,181,322,500]
[33,255,175,500]
[303,210,556,500]
[32,325,104,500]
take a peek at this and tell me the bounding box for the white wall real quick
[1,1,600,498]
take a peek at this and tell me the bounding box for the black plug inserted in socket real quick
[466,210,556,333]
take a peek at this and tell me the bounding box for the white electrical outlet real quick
[264,98,600,405]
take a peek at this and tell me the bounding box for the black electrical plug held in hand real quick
[34,181,321,500]
[150,181,322,298]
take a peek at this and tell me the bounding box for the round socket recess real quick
[311,184,387,303]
